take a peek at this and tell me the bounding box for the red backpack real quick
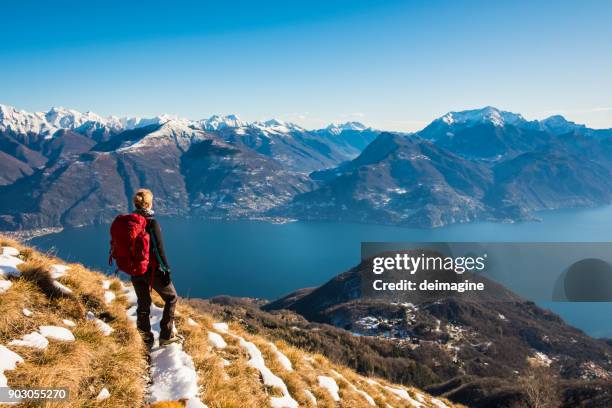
[109,213,150,276]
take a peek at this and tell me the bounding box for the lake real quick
[30,205,612,338]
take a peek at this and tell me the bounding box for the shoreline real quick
[0,227,64,242]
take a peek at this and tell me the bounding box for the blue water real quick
[30,205,612,338]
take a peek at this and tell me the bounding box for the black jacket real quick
[134,209,170,270]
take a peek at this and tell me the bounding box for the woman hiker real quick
[130,188,181,347]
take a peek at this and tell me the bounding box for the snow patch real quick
[86,311,114,336]
[53,280,73,294]
[318,376,340,401]
[22,308,32,317]
[104,291,116,304]
[239,338,298,408]
[208,332,227,349]
[212,322,229,333]
[102,279,111,290]
[384,386,422,407]
[331,370,374,405]
[39,325,75,342]
[187,318,199,326]
[0,254,23,278]
[533,351,552,366]
[122,283,138,304]
[50,264,70,279]
[431,397,450,408]
[269,342,293,371]
[304,389,317,406]
[62,319,76,327]
[1,247,20,256]
[96,387,110,400]
[0,345,24,395]
[0,280,12,294]
[9,332,49,349]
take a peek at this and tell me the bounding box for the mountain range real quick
[1,104,612,231]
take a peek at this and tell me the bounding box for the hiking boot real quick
[159,334,183,347]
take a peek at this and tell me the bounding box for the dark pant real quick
[131,270,177,341]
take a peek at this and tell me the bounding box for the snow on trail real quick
[9,332,49,349]
[331,369,375,405]
[318,375,340,401]
[148,343,201,403]
[239,337,299,408]
[269,342,293,371]
[124,285,207,408]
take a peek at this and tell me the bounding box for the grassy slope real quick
[0,236,459,408]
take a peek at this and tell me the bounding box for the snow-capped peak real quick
[325,121,368,135]
[45,106,100,129]
[0,104,58,136]
[1,104,375,140]
[199,114,246,131]
[540,114,585,135]
[440,106,525,128]
[252,119,304,135]
[263,118,286,127]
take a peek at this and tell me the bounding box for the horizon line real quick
[2,102,612,133]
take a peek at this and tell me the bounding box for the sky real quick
[1,0,611,131]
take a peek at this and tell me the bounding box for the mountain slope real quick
[0,236,457,407]
[0,105,379,230]
[279,132,494,227]
[278,108,612,227]
[0,122,313,230]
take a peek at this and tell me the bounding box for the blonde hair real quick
[133,188,153,210]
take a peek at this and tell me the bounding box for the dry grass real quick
[0,236,147,408]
